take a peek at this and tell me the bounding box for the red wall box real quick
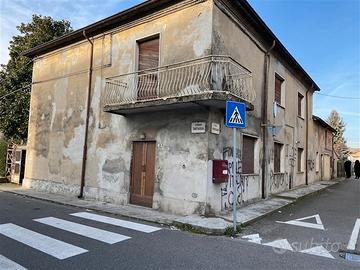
[211,160,229,183]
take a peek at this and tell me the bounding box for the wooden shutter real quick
[242,136,255,174]
[275,76,282,105]
[274,143,282,173]
[138,37,159,71]
[137,37,159,100]
[297,148,303,172]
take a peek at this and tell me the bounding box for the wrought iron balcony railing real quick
[103,55,255,109]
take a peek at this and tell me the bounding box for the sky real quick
[0,0,359,147]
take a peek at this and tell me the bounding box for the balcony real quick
[103,55,255,115]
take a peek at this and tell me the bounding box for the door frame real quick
[129,140,157,207]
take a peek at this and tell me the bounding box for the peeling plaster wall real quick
[210,4,265,210]
[212,2,316,203]
[24,0,321,216]
[24,1,213,215]
[308,121,334,183]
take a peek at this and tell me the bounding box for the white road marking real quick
[242,234,262,244]
[276,214,325,230]
[300,246,334,259]
[0,223,87,259]
[34,217,131,244]
[0,255,27,270]
[70,212,161,233]
[347,218,360,251]
[263,239,293,251]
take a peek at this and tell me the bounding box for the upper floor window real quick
[137,35,160,100]
[137,36,159,71]
[298,93,304,117]
[242,136,257,174]
[275,74,284,105]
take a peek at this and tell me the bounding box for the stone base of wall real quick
[154,193,206,216]
[22,178,207,216]
[84,186,128,205]
[23,178,80,196]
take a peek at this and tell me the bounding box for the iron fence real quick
[103,55,255,107]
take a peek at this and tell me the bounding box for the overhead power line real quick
[0,84,32,101]
[315,92,360,100]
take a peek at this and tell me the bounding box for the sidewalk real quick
[0,179,343,235]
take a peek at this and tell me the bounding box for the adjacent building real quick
[23,0,335,216]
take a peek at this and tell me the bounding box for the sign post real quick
[225,101,246,232]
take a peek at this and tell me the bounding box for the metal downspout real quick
[78,30,94,198]
[305,84,313,185]
[261,40,276,199]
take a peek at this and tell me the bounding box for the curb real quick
[1,189,175,228]
[172,220,227,235]
[238,181,340,227]
[239,200,297,227]
[0,179,344,236]
[274,181,340,202]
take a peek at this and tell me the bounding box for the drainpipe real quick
[261,40,276,199]
[78,30,94,198]
[305,84,313,185]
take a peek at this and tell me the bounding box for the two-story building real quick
[23,0,332,216]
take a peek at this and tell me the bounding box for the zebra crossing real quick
[0,211,161,269]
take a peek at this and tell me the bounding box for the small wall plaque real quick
[211,122,220,135]
[191,122,206,134]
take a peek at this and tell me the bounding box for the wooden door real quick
[130,141,156,207]
[322,155,331,180]
[137,37,159,100]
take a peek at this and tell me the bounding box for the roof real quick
[23,0,320,91]
[23,0,180,58]
[231,0,320,91]
[312,115,336,132]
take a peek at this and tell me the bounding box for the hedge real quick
[0,140,7,177]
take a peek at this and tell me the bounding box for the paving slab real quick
[219,198,293,225]
[274,180,340,200]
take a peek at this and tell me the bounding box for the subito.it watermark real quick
[272,238,341,254]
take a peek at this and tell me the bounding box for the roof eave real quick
[238,0,320,91]
[23,0,176,58]
[312,115,336,132]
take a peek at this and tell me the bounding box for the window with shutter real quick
[298,93,303,117]
[137,36,159,100]
[297,148,303,172]
[242,136,256,174]
[274,143,282,173]
[275,75,283,105]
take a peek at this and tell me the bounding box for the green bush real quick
[0,140,7,177]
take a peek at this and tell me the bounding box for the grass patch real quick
[0,140,7,177]
[224,225,243,237]
[175,223,204,234]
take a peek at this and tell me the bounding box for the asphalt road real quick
[239,179,360,263]
[0,185,359,270]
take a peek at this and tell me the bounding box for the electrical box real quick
[210,160,228,184]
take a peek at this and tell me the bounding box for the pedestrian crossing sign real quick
[225,101,246,128]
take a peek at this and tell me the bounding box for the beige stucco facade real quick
[24,0,334,216]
